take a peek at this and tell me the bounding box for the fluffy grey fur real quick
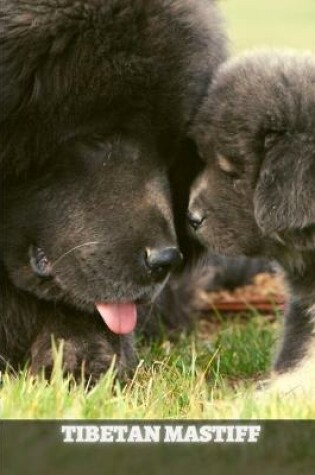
[0,0,227,380]
[188,51,315,392]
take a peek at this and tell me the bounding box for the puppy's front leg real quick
[271,298,315,394]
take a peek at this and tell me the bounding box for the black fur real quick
[140,254,271,338]
[0,0,227,380]
[189,51,315,391]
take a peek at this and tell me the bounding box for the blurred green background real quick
[222,0,315,53]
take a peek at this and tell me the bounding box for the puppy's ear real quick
[254,132,315,234]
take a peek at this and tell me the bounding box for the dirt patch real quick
[198,272,286,313]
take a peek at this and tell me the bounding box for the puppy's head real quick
[188,51,315,258]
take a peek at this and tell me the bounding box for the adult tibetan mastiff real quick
[0,0,227,379]
[188,51,315,393]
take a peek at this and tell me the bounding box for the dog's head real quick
[2,131,181,308]
[188,51,315,259]
[0,0,227,334]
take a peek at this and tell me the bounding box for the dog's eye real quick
[29,246,53,278]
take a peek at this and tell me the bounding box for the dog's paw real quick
[30,325,136,383]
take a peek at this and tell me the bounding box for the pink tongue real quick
[96,303,137,335]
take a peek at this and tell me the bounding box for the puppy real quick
[188,51,315,393]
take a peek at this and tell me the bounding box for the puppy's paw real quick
[267,369,315,397]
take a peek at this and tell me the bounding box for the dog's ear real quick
[254,132,315,235]
[0,6,75,124]
[0,7,41,122]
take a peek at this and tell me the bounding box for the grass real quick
[222,0,315,54]
[2,0,315,420]
[2,313,315,419]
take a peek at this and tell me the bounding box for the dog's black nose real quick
[145,247,183,279]
[187,210,205,231]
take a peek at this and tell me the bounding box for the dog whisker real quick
[51,241,102,269]
[139,275,171,327]
[151,275,171,304]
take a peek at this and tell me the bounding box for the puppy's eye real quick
[217,154,240,179]
[264,131,283,151]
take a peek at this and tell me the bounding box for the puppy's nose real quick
[187,210,205,231]
[145,247,183,279]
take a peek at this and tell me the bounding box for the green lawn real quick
[2,314,315,419]
[1,0,315,420]
[222,0,315,53]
